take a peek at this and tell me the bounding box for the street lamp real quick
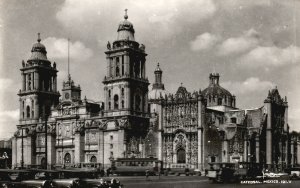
[21,127,24,169]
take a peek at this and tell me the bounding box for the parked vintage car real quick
[263,170,289,180]
[289,167,300,179]
[51,178,80,188]
[20,180,53,188]
[207,162,263,183]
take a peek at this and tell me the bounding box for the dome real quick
[202,73,232,97]
[202,85,232,97]
[149,88,167,100]
[28,33,48,62]
[155,63,162,72]
[116,9,135,41]
[202,73,236,108]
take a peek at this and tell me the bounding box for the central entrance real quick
[177,148,186,163]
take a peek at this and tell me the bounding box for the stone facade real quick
[12,12,300,171]
[148,64,300,171]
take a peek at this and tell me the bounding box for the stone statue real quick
[107,41,111,50]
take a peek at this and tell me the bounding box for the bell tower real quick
[102,10,149,161]
[18,33,60,122]
[103,10,149,117]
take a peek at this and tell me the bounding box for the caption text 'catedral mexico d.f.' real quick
[12,10,300,172]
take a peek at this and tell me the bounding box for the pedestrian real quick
[106,168,111,177]
[110,178,121,188]
[145,169,149,181]
[98,178,108,188]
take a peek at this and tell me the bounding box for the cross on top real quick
[37,33,41,42]
[124,9,128,19]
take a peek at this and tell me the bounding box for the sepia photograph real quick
[0,0,300,187]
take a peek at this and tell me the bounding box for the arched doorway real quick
[64,153,71,164]
[177,148,186,163]
[41,157,46,169]
[90,156,97,163]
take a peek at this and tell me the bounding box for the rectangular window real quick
[110,135,113,140]
[110,144,113,149]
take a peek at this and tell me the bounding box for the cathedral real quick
[12,11,300,172]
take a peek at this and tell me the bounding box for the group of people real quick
[97,178,122,188]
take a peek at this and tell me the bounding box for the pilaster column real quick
[22,73,26,91]
[244,138,247,162]
[34,96,39,119]
[297,141,300,165]
[74,132,84,164]
[98,130,104,168]
[47,133,56,169]
[12,137,17,168]
[291,141,294,166]
[265,102,272,168]
[54,76,57,92]
[106,57,110,77]
[126,85,131,110]
[256,135,260,163]
[142,60,146,78]
[25,135,30,166]
[222,139,228,162]
[125,53,130,75]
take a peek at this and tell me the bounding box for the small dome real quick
[116,9,135,41]
[28,33,48,62]
[155,63,162,72]
[149,88,167,100]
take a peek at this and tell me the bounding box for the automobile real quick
[20,180,53,188]
[263,171,289,180]
[207,163,237,183]
[207,162,263,183]
[51,178,81,188]
[290,167,300,179]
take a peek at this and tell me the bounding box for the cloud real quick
[217,29,260,56]
[190,33,219,51]
[223,77,275,95]
[0,78,14,92]
[43,37,93,62]
[0,109,18,139]
[56,0,217,41]
[238,45,300,68]
[0,109,19,122]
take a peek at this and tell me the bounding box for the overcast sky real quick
[0,0,299,139]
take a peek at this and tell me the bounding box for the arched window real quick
[114,95,119,109]
[26,106,30,118]
[121,88,124,96]
[108,90,111,98]
[218,98,222,105]
[121,100,124,108]
[64,153,71,164]
[135,95,141,111]
[90,156,97,163]
[31,100,34,118]
[28,74,31,90]
[116,57,120,77]
[108,102,111,110]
